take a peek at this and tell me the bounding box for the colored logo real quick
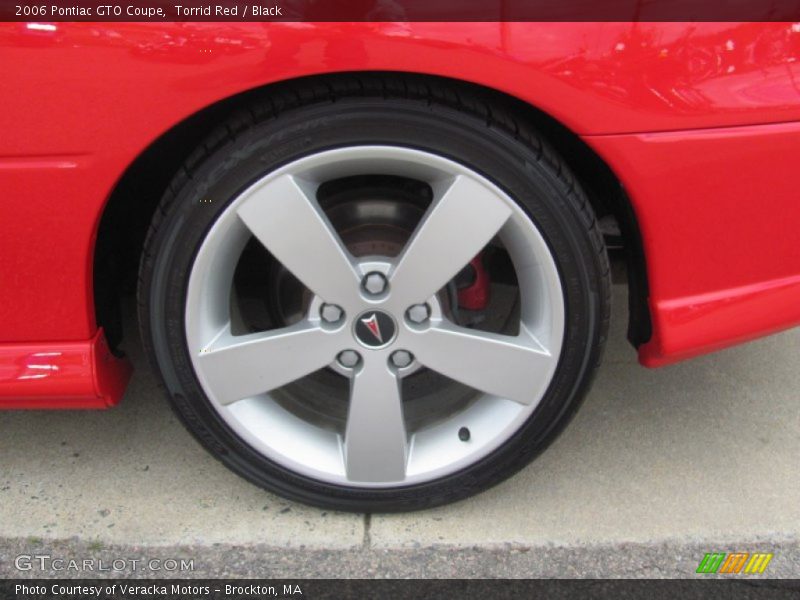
[696,552,773,574]
[360,314,383,343]
[354,311,397,349]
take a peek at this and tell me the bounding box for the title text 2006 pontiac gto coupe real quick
[1,21,799,510]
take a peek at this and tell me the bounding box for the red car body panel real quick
[1,21,799,406]
[0,330,131,408]
[587,122,800,365]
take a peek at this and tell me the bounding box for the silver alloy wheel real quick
[185,146,565,487]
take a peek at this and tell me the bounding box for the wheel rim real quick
[185,146,565,487]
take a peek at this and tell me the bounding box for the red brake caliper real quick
[457,255,491,311]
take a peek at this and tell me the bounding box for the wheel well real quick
[94,71,651,352]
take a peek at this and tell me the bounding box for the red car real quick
[1,22,799,511]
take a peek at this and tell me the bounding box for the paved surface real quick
[1,285,798,578]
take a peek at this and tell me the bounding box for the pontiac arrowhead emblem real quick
[360,313,383,343]
[354,310,397,349]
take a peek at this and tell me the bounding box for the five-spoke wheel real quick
[140,77,609,510]
[186,147,563,486]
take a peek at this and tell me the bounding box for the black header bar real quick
[2,0,800,22]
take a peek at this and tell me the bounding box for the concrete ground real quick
[1,285,798,578]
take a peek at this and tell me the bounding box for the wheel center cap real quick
[354,310,397,349]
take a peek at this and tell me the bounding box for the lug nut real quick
[337,350,361,369]
[320,303,343,323]
[362,272,388,296]
[390,350,414,369]
[406,303,431,324]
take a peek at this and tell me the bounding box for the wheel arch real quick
[93,71,651,352]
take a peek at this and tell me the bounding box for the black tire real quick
[138,75,610,512]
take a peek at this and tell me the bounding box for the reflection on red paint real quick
[0,331,131,408]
